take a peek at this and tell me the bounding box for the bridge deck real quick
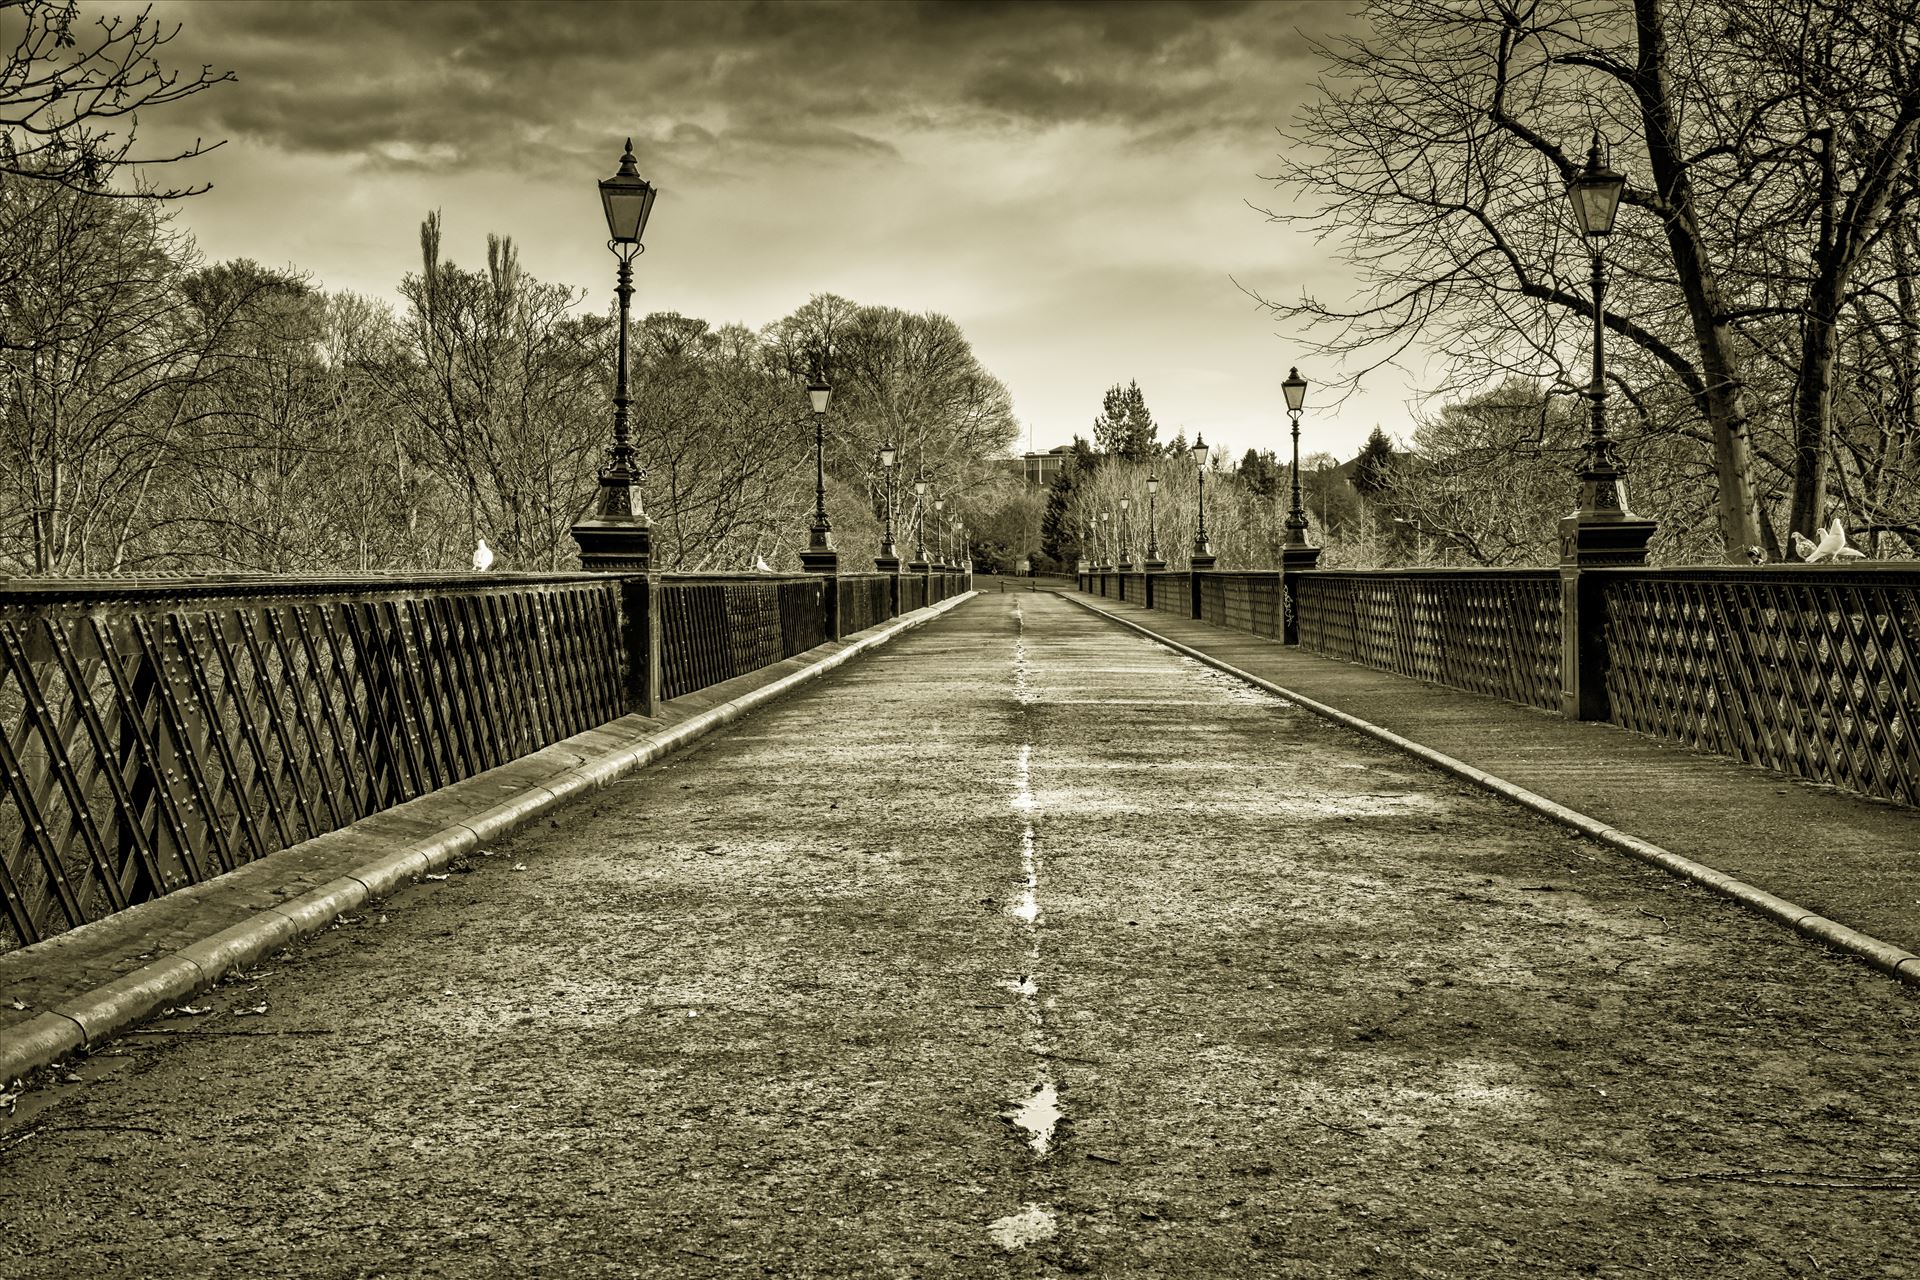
[1,592,1916,1277]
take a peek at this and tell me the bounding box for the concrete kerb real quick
[0,591,976,1086]
[1058,591,1920,989]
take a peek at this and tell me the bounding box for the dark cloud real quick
[153,0,1341,177]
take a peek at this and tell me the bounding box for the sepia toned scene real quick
[0,1,1917,1276]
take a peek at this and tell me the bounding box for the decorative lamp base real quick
[571,514,653,573]
[875,554,902,572]
[1142,557,1167,571]
[800,547,841,574]
[1558,513,1657,567]
[1190,552,1217,570]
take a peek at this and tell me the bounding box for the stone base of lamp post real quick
[571,512,653,572]
[1558,511,1656,723]
[1117,558,1134,573]
[1142,557,1166,571]
[1190,551,1217,570]
[874,553,901,572]
[799,547,840,574]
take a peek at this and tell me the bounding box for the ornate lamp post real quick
[1281,368,1313,548]
[910,476,929,567]
[875,443,900,571]
[1143,472,1165,570]
[1276,367,1324,642]
[1099,509,1112,569]
[1558,131,1656,721]
[1190,435,1215,569]
[1559,132,1654,564]
[1117,496,1133,571]
[572,139,660,571]
[799,377,839,573]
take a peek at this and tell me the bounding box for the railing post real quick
[617,574,662,717]
[1279,546,1323,645]
[1558,513,1656,720]
[1189,569,1202,620]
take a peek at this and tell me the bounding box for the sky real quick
[140,0,1422,463]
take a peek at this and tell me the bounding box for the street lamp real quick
[1282,367,1311,548]
[1144,472,1164,569]
[1118,496,1133,571]
[571,139,660,571]
[875,443,899,570]
[1099,509,1112,569]
[1190,434,1215,568]
[800,376,838,573]
[910,475,931,568]
[1565,131,1637,525]
[934,497,946,566]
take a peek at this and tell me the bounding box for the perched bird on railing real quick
[472,538,495,571]
[754,554,772,572]
[1793,519,1867,563]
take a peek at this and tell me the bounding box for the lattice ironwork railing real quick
[1599,567,1920,805]
[1295,570,1563,711]
[658,576,829,701]
[1196,574,1225,626]
[1117,573,1147,604]
[838,574,894,635]
[0,575,626,952]
[1205,572,1282,639]
[1148,573,1189,616]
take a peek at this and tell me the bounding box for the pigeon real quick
[1824,516,1867,559]
[1790,530,1822,562]
[471,538,495,571]
[753,554,772,572]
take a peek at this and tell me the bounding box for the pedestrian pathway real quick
[0,592,1915,1279]
[1063,586,1920,961]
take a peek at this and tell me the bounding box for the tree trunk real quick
[1634,0,1761,560]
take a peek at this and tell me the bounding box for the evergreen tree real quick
[1091,380,1158,461]
[1041,434,1098,564]
[1351,426,1398,500]
[1238,448,1283,499]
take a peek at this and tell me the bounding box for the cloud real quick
[154,0,1344,178]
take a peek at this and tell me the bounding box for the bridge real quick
[1,567,1918,1276]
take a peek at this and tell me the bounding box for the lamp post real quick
[909,475,931,571]
[572,139,660,572]
[800,377,839,573]
[933,498,947,567]
[1190,435,1215,569]
[1559,131,1656,722]
[1275,368,1325,641]
[1099,509,1112,569]
[1143,472,1165,570]
[1281,368,1312,549]
[875,443,900,571]
[1117,496,1133,571]
[1559,132,1655,561]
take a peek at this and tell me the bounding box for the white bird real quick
[1826,516,1867,559]
[753,554,772,572]
[1810,519,1846,563]
[472,537,495,571]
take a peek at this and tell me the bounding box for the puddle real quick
[1011,826,1040,923]
[999,975,1038,997]
[987,1204,1058,1250]
[1005,1079,1061,1155]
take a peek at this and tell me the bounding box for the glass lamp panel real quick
[1190,437,1208,462]
[1570,177,1624,236]
[600,183,656,243]
[1147,475,1158,495]
[1282,369,1307,413]
[807,382,831,414]
[880,445,896,468]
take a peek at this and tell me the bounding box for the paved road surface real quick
[1,593,1915,1278]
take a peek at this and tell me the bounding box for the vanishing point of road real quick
[1,592,1915,1278]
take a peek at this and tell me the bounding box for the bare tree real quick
[0,0,230,197]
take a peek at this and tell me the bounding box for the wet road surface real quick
[1,592,1916,1278]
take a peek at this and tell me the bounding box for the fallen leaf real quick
[59,1073,82,1084]
[166,1005,210,1017]
[7,999,26,1011]
[233,1004,269,1017]
[423,873,450,882]
[511,862,528,872]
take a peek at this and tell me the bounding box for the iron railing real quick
[1295,570,1563,711]
[1597,566,1920,806]
[0,574,624,952]
[0,566,973,952]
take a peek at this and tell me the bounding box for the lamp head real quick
[1190,433,1208,464]
[1567,132,1627,237]
[879,443,896,469]
[1120,497,1130,512]
[1282,367,1307,415]
[807,379,831,415]
[599,139,658,245]
[1147,473,1158,495]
